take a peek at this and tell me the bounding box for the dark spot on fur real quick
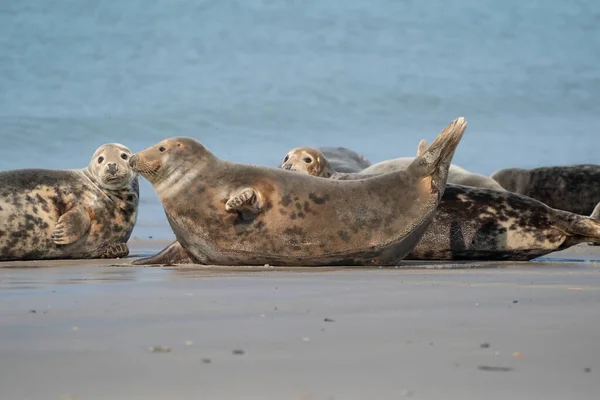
[338,231,351,243]
[255,220,266,230]
[309,193,330,204]
[297,212,305,219]
[290,212,297,220]
[279,194,292,207]
[303,201,313,214]
[295,202,302,210]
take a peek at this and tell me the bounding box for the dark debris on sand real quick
[478,366,513,372]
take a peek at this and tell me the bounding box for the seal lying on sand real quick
[0,144,139,261]
[280,147,600,260]
[130,117,467,266]
[317,146,371,172]
[360,140,506,191]
[491,165,600,215]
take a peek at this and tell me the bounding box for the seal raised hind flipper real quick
[130,117,467,266]
[0,144,139,261]
[279,145,600,260]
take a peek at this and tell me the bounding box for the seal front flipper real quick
[131,240,198,265]
[51,207,91,245]
[225,188,263,213]
[101,242,129,258]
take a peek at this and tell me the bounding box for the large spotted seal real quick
[130,117,467,266]
[491,165,600,215]
[280,147,600,260]
[0,144,139,261]
[360,140,506,191]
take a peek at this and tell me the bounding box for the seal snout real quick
[129,155,137,169]
[107,163,118,175]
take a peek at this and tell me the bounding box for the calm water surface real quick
[1,0,599,237]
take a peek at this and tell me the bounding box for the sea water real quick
[1,0,599,238]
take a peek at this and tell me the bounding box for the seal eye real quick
[283,155,289,162]
[159,146,166,152]
[303,157,312,164]
[97,156,104,164]
[120,153,128,160]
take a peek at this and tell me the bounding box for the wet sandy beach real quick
[1,239,600,399]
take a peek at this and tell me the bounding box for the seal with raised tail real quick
[130,117,467,266]
[0,144,139,261]
[279,146,600,260]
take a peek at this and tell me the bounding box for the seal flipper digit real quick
[51,207,91,245]
[131,240,199,265]
[101,243,129,259]
[225,188,262,212]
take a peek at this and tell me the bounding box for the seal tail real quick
[552,208,600,247]
[406,117,467,200]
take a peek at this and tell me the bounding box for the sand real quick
[1,239,600,399]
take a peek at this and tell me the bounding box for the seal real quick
[317,146,371,172]
[0,144,139,261]
[280,147,600,260]
[491,165,600,216]
[129,117,467,266]
[360,140,506,191]
[280,147,337,178]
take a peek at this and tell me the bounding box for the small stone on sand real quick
[481,343,490,348]
[233,349,245,355]
[324,318,335,322]
[148,346,171,353]
[185,340,194,346]
[302,337,311,342]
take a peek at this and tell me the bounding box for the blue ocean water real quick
[1,0,599,238]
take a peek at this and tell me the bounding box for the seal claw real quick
[101,242,129,259]
[225,188,260,212]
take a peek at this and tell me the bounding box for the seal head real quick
[280,147,334,178]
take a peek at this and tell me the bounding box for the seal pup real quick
[280,147,600,260]
[360,140,506,191]
[0,144,139,261]
[491,165,600,216]
[280,147,370,180]
[130,117,467,266]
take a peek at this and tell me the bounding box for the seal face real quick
[0,144,139,261]
[130,118,467,266]
[280,148,600,260]
[280,147,335,178]
[491,165,600,215]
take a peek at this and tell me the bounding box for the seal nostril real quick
[129,156,136,168]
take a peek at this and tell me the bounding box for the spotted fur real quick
[131,118,467,266]
[491,165,600,215]
[282,149,600,261]
[0,144,139,261]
